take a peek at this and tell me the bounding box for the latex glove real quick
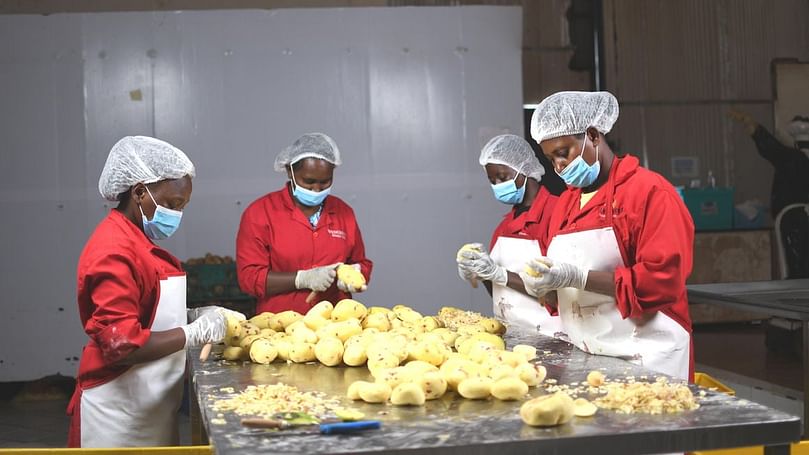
[337,263,368,293]
[458,247,507,286]
[456,243,481,284]
[187,306,246,324]
[518,257,588,298]
[180,311,227,348]
[295,263,341,292]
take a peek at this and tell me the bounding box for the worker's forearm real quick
[584,270,616,298]
[115,328,186,365]
[265,271,299,296]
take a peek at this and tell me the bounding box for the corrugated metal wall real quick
[603,0,809,208]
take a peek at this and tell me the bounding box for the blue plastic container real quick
[682,187,735,231]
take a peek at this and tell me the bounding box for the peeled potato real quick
[417,316,442,332]
[222,346,248,361]
[269,310,304,332]
[512,344,538,362]
[487,364,517,381]
[416,371,447,400]
[390,383,426,406]
[249,312,275,329]
[456,324,485,337]
[470,332,506,351]
[587,370,606,387]
[393,305,422,323]
[491,377,529,401]
[224,314,242,346]
[303,313,330,331]
[431,328,459,346]
[307,300,334,319]
[367,352,400,374]
[457,377,493,400]
[368,306,392,315]
[520,392,575,427]
[362,312,392,331]
[358,382,392,403]
[249,339,278,365]
[317,319,363,343]
[291,326,319,344]
[237,321,261,340]
[332,299,368,322]
[342,343,368,366]
[404,360,440,375]
[573,398,598,417]
[314,337,344,367]
[239,334,261,351]
[259,328,275,338]
[374,367,415,390]
[274,338,293,361]
[288,342,317,363]
[477,317,506,335]
[407,341,445,366]
[347,380,370,400]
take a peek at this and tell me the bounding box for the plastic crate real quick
[184,263,251,303]
[693,372,735,396]
[682,187,735,231]
[0,446,212,454]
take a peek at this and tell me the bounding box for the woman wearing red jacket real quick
[456,134,560,335]
[520,91,695,380]
[236,133,373,315]
[68,136,237,447]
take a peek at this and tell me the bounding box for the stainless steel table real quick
[190,328,800,454]
[688,279,809,435]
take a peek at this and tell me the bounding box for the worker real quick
[236,133,373,315]
[520,91,694,380]
[68,136,240,447]
[456,134,561,334]
[728,109,809,278]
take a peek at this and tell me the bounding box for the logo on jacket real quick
[328,229,347,239]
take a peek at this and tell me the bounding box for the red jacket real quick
[69,209,183,408]
[548,155,694,334]
[490,186,558,255]
[236,184,373,315]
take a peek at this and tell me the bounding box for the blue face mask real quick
[558,136,601,188]
[139,186,183,240]
[290,167,331,207]
[490,170,526,205]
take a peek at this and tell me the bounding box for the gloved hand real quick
[180,310,227,348]
[457,246,507,286]
[518,257,588,298]
[456,243,481,284]
[295,263,341,292]
[337,263,367,293]
[187,306,246,324]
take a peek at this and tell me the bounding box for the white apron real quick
[80,273,187,447]
[547,174,690,380]
[490,236,562,337]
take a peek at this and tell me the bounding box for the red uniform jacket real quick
[236,184,373,315]
[548,155,694,335]
[68,209,183,443]
[490,186,559,255]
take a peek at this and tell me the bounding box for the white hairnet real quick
[98,136,195,201]
[479,134,545,181]
[530,91,619,143]
[788,116,809,142]
[273,133,342,172]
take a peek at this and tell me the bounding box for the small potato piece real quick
[390,383,426,406]
[249,339,278,364]
[222,346,248,361]
[315,337,344,367]
[587,370,606,387]
[288,342,317,363]
[457,377,493,400]
[249,312,275,329]
[512,344,537,362]
[573,398,598,417]
[332,299,368,322]
[491,377,529,401]
[358,382,392,403]
[515,363,544,387]
[417,371,447,400]
[520,392,575,427]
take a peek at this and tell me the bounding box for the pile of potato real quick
[218,300,548,407]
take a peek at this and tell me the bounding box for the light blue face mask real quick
[290,166,331,207]
[558,136,601,188]
[490,169,526,205]
[139,186,183,240]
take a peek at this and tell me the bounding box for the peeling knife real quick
[241,418,381,435]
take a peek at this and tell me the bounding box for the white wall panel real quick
[0,6,523,380]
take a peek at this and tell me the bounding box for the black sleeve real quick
[751,126,793,166]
